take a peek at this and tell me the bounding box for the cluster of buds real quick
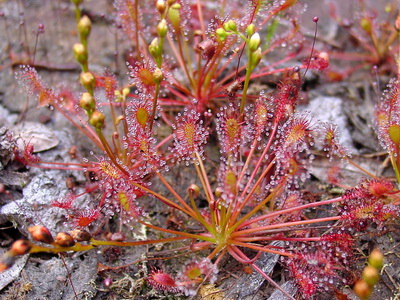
[354,249,384,300]
[0,226,92,272]
[246,24,262,71]
[71,6,106,130]
[215,21,261,71]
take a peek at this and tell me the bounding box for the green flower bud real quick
[149,38,161,59]
[79,92,95,111]
[360,17,372,35]
[78,15,92,41]
[168,3,181,33]
[246,24,256,36]
[223,20,237,32]
[248,32,261,52]
[153,68,163,84]
[157,19,168,38]
[73,43,88,65]
[216,28,228,42]
[250,47,262,70]
[362,265,379,287]
[122,87,130,98]
[79,72,96,93]
[89,111,106,129]
[188,184,200,198]
[368,249,384,270]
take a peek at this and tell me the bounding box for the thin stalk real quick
[230,159,275,224]
[234,236,322,243]
[176,34,195,89]
[188,190,215,235]
[196,0,206,40]
[238,196,343,229]
[390,152,400,184]
[346,157,377,178]
[134,0,140,62]
[195,152,215,204]
[138,219,215,243]
[131,180,193,216]
[96,129,118,164]
[149,82,161,131]
[193,157,217,231]
[239,123,278,200]
[206,243,226,260]
[156,172,198,218]
[231,216,341,238]
[239,59,253,115]
[250,262,296,300]
[228,185,284,235]
[91,236,188,247]
[237,137,258,186]
[230,241,293,257]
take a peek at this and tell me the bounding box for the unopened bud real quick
[216,28,228,42]
[55,232,76,247]
[78,15,92,40]
[354,280,372,300]
[215,187,223,198]
[80,92,95,111]
[168,3,181,33]
[156,0,166,15]
[122,87,130,98]
[10,240,31,256]
[149,38,161,59]
[89,111,106,129]
[70,229,92,242]
[80,72,96,92]
[28,225,54,244]
[188,184,200,198]
[368,249,384,270]
[0,251,15,272]
[360,17,372,35]
[153,68,163,84]
[246,24,256,36]
[157,19,168,38]
[167,0,175,4]
[115,115,125,126]
[250,47,262,69]
[362,265,379,287]
[248,32,261,52]
[223,20,237,32]
[73,43,88,65]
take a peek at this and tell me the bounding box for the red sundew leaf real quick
[73,209,100,228]
[147,269,180,294]
[16,65,57,107]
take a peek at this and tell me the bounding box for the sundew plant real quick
[1,0,400,299]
